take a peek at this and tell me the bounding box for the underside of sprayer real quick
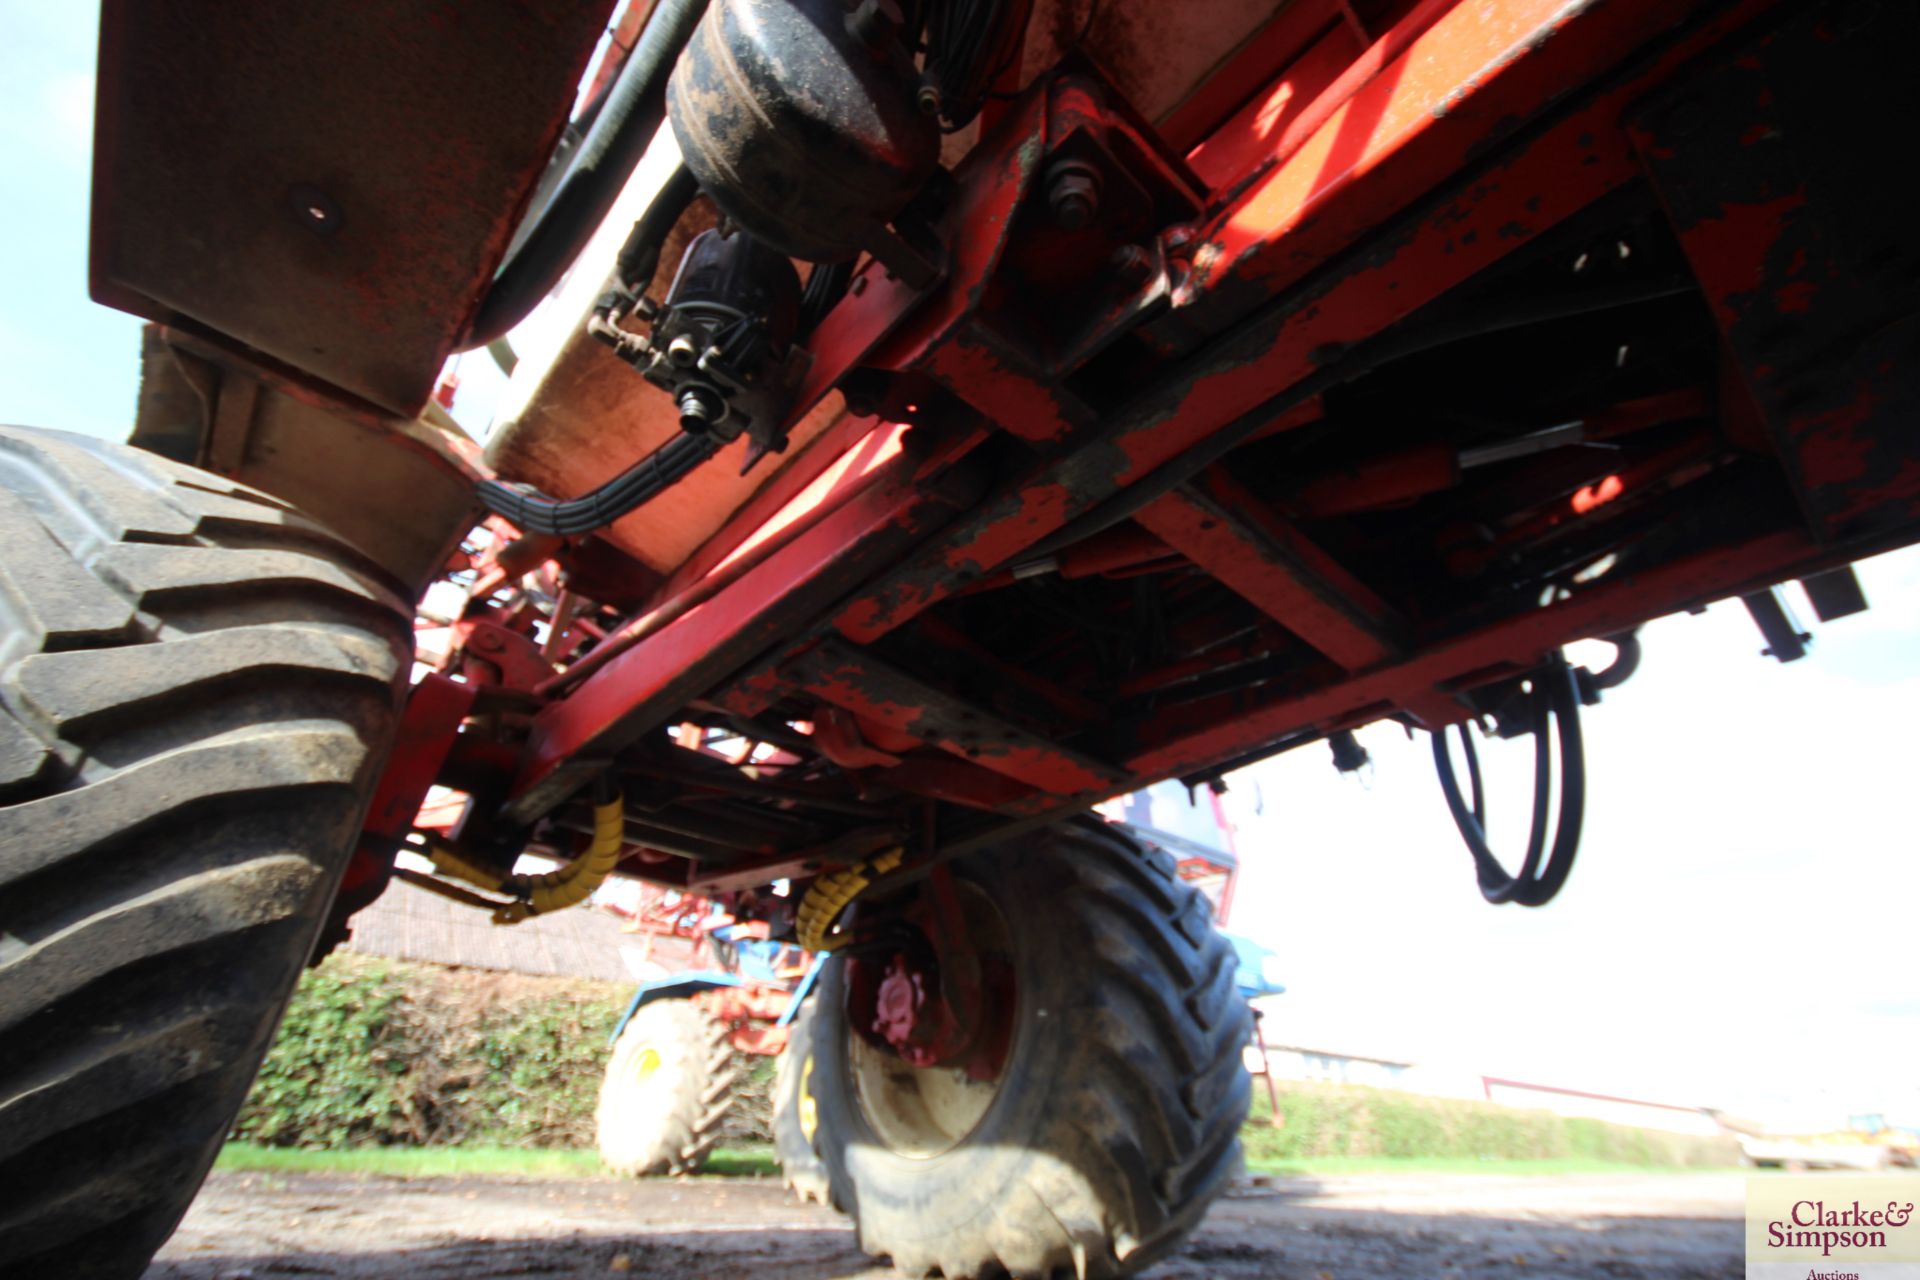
[1,0,1912,1275]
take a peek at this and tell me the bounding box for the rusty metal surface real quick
[131,327,480,594]
[786,637,1131,799]
[506,448,990,819]
[91,0,614,415]
[1135,469,1404,671]
[1628,0,1920,545]
[818,0,1702,650]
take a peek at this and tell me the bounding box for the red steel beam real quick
[362,673,477,840]
[827,0,1769,648]
[1160,0,1710,350]
[1126,527,1833,782]
[506,452,987,820]
[1157,0,1367,158]
[785,638,1130,800]
[1134,469,1402,671]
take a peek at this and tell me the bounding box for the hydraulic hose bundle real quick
[1431,653,1586,907]
[796,846,906,951]
[475,431,719,536]
[411,779,627,925]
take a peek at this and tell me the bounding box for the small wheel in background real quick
[597,997,739,1175]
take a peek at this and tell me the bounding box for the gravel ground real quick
[146,1169,1745,1279]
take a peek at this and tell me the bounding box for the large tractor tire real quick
[0,426,412,1278]
[597,997,739,1175]
[782,818,1251,1280]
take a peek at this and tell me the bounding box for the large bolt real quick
[1046,160,1102,232]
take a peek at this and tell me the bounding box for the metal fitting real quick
[677,386,723,433]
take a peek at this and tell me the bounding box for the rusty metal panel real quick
[786,638,1131,799]
[90,0,614,415]
[130,327,480,594]
[1135,470,1403,671]
[1629,1,1920,544]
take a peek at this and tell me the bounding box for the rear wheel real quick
[0,426,411,1278]
[596,997,739,1175]
[796,818,1251,1280]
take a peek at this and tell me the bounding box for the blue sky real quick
[0,2,144,437]
[4,1,1914,1129]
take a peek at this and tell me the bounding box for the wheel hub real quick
[872,952,940,1065]
[843,876,1017,1158]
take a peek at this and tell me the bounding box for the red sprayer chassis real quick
[2,0,1911,1275]
[333,0,1915,896]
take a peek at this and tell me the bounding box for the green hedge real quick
[1243,1080,1742,1167]
[235,954,629,1148]
[244,956,1737,1169]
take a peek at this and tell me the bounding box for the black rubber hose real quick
[459,0,709,351]
[1432,656,1586,907]
[798,260,856,338]
[1586,630,1642,691]
[1021,276,1693,562]
[1517,662,1585,906]
[476,431,720,536]
[612,162,702,303]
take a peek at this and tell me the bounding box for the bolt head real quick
[1046,161,1102,232]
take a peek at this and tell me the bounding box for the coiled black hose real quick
[1431,654,1586,907]
[476,431,720,536]
[460,0,709,351]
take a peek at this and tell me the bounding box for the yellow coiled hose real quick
[795,846,904,951]
[427,790,626,926]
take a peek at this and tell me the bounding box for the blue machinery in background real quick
[608,924,820,1044]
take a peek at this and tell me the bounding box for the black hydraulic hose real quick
[1432,655,1586,907]
[476,431,720,536]
[611,162,702,304]
[798,260,856,338]
[459,0,709,351]
[1021,275,1693,562]
[1586,630,1641,691]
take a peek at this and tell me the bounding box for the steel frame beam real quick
[1134,469,1403,671]
[785,638,1130,801]
[820,0,1775,650]
[505,0,1871,836]
[1125,526,1858,783]
[506,445,987,819]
